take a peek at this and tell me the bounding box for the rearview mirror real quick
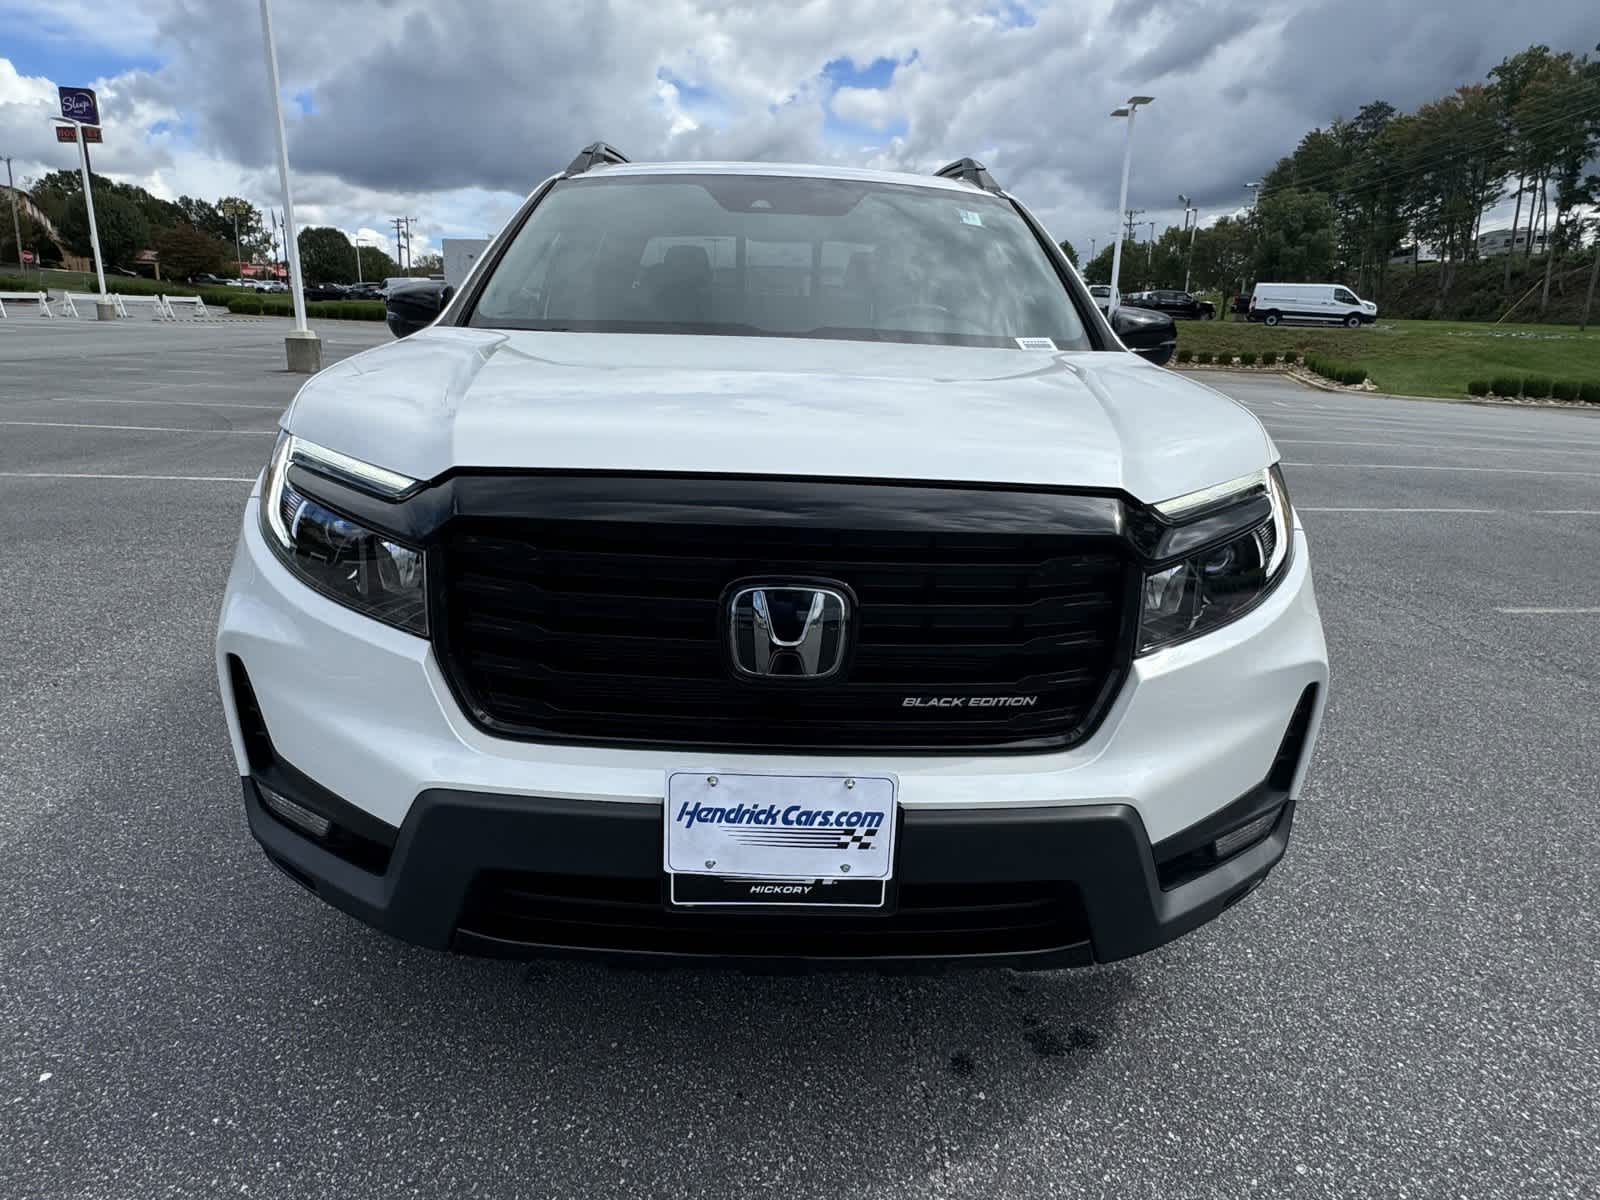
[385,280,454,339]
[1111,305,1177,366]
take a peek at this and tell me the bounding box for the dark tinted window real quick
[470,174,1090,349]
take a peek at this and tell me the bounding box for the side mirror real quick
[1111,304,1177,366]
[385,280,454,339]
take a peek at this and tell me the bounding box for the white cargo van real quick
[1248,283,1376,327]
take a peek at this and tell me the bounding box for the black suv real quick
[1126,289,1215,321]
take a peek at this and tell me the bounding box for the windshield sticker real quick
[1014,337,1058,351]
[959,209,984,226]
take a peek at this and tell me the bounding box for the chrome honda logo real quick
[727,584,850,680]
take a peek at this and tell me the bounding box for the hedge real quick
[1303,353,1367,387]
[1551,380,1578,402]
[1466,379,1490,396]
[225,294,386,321]
[1175,348,1192,364]
[1581,382,1600,404]
[1522,375,1553,400]
[1488,374,1521,397]
[1237,350,1258,366]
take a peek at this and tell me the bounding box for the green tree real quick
[216,197,273,264]
[1253,189,1337,282]
[1057,238,1078,267]
[0,207,56,268]
[410,251,443,275]
[1188,215,1256,297]
[297,225,358,283]
[355,243,398,282]
[1082,240,1134,285]
[58,189,150,266]
[154,223,227,279]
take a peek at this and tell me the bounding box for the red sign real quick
[21,251,35,264]
[55,124,103,143]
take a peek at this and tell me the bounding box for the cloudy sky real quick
[0,0,1594,261]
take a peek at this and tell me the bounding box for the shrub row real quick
[1179,348,1295,367]
[1303,353,1368,387]
[226,294,386,321]
[1470,376,1600,403]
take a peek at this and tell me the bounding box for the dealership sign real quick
[58,87,100,126]
[56,124,102,143]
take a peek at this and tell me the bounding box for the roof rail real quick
[933,158,1002,193]
[565,142,630,177]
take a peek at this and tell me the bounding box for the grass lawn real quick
[1175,318,1600,399]
[41,267,205,295]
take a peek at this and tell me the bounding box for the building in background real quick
[442,237,491,289]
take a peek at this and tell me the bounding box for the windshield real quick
[469,174,1091,349]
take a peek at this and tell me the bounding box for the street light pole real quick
[258,0,320,371]
[1108,95,1154,314]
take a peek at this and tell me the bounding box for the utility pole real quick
[2,156,22,274]
[1179,194,1199,294]
[391,216,414,273]
[1123,208,1144,243]
[1581,218,1600,334]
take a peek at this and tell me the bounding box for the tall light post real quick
[1246,181,1262,208]
[1108,95,1154,314]
[1145,219,1157,281]
[259,0,319,372]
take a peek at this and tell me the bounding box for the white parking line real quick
[1281,462,1600,478]
[1275,439,1600,458]
[0,471,254,482]
[45,397,284,411]
[0,420,272,435]
[1298,507,1600,514]
[1496,607,1600,614]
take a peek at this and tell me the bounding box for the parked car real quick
[302,282,348,302]
[1248,282,1376,327]
[1125,289,1215,321]
[1087,284,1120,313]
[217,146,1326,970]
[344,281,384,301]
[383,278,451,338]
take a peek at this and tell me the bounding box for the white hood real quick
[284,329,1274,505]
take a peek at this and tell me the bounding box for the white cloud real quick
[1,0,1596,258]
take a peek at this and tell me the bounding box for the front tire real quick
[1264,312,1282,327]
[1344,314,1361,328]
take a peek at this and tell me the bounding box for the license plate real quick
[665,771,897,905]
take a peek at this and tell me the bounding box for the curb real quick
[1176,368,1600,412]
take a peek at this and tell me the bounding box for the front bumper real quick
[243,766,1297,968]
[218,495,1328,966]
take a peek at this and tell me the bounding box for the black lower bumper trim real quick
[242,777,1293,969]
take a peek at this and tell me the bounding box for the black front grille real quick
[438,515,1131,752]
[458,871,1090,960]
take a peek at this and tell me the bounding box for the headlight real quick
[259,432,427,636]
[1137,466,1293,654]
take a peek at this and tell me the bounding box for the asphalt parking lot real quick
[2,318,1597,1199]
